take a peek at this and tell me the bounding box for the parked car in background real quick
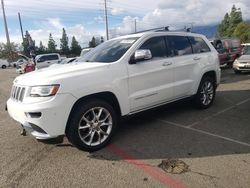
[49,57,76,68]
[211,38,241,66]
[233,44,250,74]
[216,48,230,67]
[80,48,92,57]
[0,59,8,69]
[11,59,28,67]
[35,53,61,69]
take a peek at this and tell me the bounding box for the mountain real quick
[193,25,218,39]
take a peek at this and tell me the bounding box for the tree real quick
[218,13,230,37]
[36,41,46,54]
[60,28,69,55]
[70,36,82,56]
[0,42,19,62]
[22,30,35,57]
[218,5,243,37]
[89,37,96,48]
[228,5,243,36]
[233,22,250,43]
[47,33,57,53]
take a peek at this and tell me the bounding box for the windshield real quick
[78,37,139,63]
[243,46,250,55]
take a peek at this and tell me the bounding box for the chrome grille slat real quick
[11,85,26,102]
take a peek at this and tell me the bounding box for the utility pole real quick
[18,12,24,43]
[1,0,10,45]
[134,19,137,33]
[104,0,109,40]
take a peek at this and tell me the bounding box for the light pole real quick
[1,0,10,46]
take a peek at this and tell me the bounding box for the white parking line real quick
[187,97,250,128]
[236,98,250,106]
[158,119,250,147]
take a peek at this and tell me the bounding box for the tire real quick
[193,76,216,109]
[2,65,6,69]
[66,99,117,152]
[234,69,241,74]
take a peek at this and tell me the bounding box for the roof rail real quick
[134,26,170,34]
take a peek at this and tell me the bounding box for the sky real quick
[0,0,250,47]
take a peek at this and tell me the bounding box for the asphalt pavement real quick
[0,68,249,188]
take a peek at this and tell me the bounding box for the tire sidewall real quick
[195,76,216,109]
[67,99,117,152]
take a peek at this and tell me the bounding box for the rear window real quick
[47,55,59,60]
[189,37,211,53]
[166,36,192,56]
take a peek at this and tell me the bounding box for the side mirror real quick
[37,58,42,63]
[129,49,152,64]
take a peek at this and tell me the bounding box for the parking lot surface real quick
[0,68,250,188]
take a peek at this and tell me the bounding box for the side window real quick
[37,56,46,63]
[42,56,49,61]
[189,37,211,53]
[139,37,167,58]
[47,55,58,61]
[166,36,192,56]
[51,55,59,60]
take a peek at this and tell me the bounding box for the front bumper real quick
[233,64,250,71]
[7,93,76,139]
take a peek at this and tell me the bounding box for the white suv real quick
[0,59,8,69]
[35,53,61,69]
[7,31,221,151]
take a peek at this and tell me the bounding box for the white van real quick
[0,59,8,69]
[35,53,61,69]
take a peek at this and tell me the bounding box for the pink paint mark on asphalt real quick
[107,144,188,188]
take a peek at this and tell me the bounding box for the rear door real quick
[127,36,174,112]
[165,35,196,98]
[36,55,49,69]
[46,55,60,66]
[166,35,211,98]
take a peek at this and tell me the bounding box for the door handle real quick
[193,57,201,60]
[162,62,172,66]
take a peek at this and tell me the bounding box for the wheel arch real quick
[65,91,121,134]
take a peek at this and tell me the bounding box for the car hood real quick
[238,55,250,61]
[14,62,109,86]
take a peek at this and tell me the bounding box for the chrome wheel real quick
[78,107,112,146]
[200,81,214,106]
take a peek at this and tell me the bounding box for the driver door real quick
[127,36,174,112]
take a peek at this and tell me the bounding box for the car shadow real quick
[88,90,250,161]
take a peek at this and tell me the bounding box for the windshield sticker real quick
[120,40,135,44]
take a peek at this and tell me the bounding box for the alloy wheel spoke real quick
[79,124,91,130]
[81,116,91,124]
[89,132,95,145]
[100,122,112,127]
[100,114,110,123]
[99,128,109,136]
[97,108,103,121]
[83,131,92,139]
[97,131,101,144]
[91,109,97,121]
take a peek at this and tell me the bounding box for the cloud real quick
[110,0,250,38]
[1,0,250,45]
[111,8,126,16]
[47,18,65,30]
[28,20,102,48]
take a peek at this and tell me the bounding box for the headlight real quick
[30,85,60,97]
[233,59,239,64]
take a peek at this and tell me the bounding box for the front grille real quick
[11,85,26,102]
